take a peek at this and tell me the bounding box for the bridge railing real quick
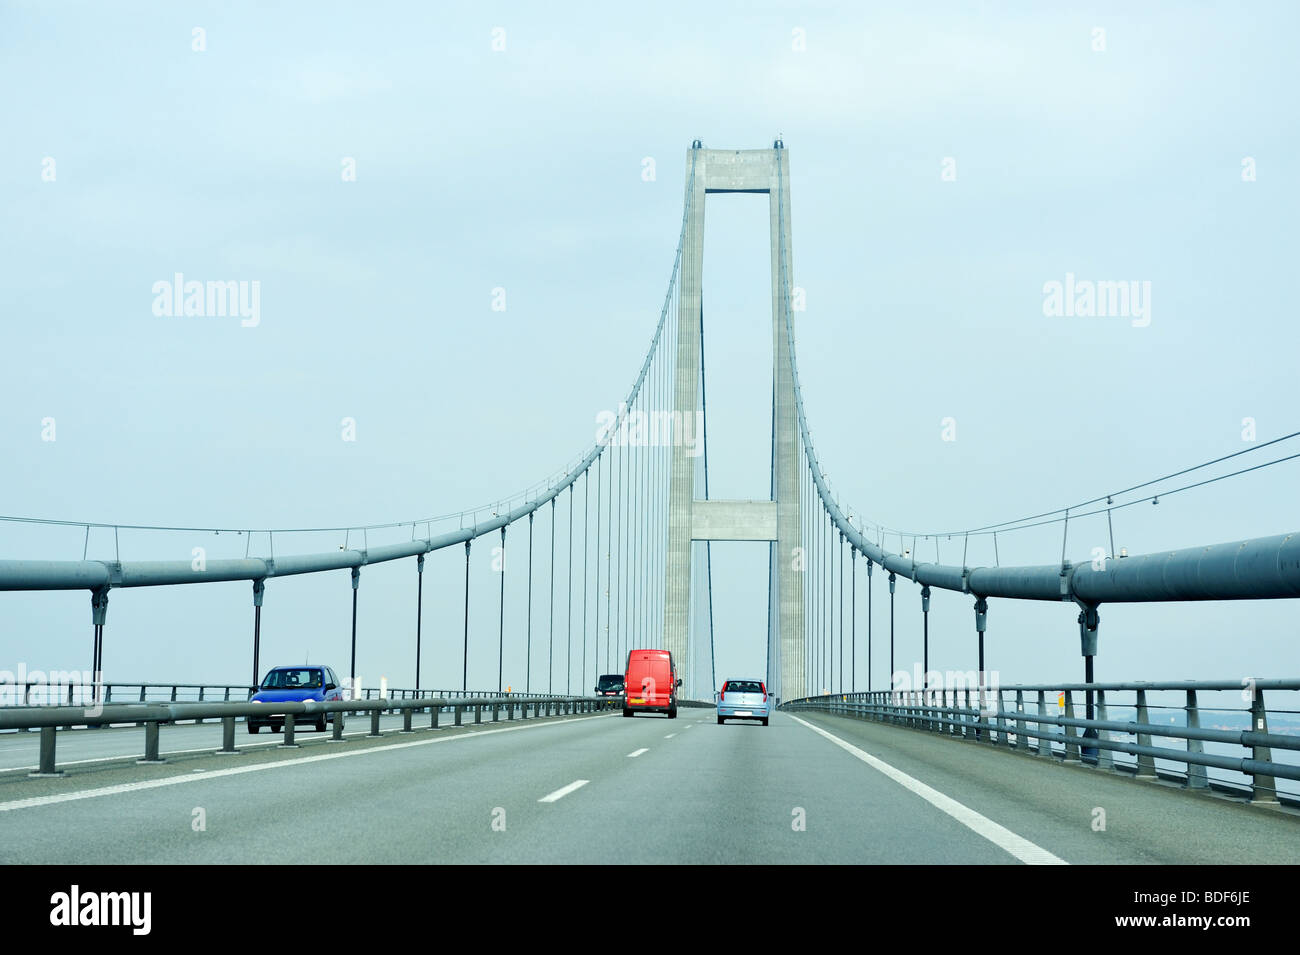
[1,693,616,776]
[0,680,570,711]
[782,680,1300,807]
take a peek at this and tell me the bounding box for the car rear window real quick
[724,681,763,694]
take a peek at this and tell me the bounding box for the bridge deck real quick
[0,710,1295,864]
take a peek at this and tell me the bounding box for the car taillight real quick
[762,684,767,701]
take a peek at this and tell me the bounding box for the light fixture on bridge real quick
[1120,547,1128,558]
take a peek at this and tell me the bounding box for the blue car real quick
[248,665,345,734]
[716,679,771,726]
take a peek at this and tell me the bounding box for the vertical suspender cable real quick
[699,300,717,698]
[566,483,574,695]
[526,512,534,693]
[497,526,506,694]
[615,430,624,667]
[582,468,589,693]
[548,497,556,694]
[415,556,423,691]
[595,453,603,675]
[606,442,613,673]
[461,540,471,692]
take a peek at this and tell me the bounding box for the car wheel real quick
[248,723,260,735]
[717,716,724,725]
[668,706,677,719]
[761,718,769,726]
[622,708,632,718]
[272,722,282,734]
[315,715,327,732]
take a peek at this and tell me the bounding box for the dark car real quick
[248,665,345,734]
[595,673,625,699]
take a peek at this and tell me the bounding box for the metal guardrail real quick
[1,681,571,709]
[3,694,617,776]
[783,680,1300,806]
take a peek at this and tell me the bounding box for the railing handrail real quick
[788,678,1300,696]
[0,693,606,731]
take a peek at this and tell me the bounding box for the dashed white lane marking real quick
[664,733,676,739]
[627,748,648,758]
[788,714,1067,866]
[0,713,610,813]
[538,779,589,803]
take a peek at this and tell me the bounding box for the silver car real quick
[717,679,770,726]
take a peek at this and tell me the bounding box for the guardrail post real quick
[216,716,238,755]
[475,704,482,724]
[1133,689,1157,779]
[196,686,206,724]
[993,688,1007,745]
[1037,690,1052,759]
[30,726,64,777]
[1095,689,1114,770]
[331,710,345,741]
[1013,689,1026,750]
[401,707,414,734]
[1183,689,1206,788]
[1249,689,1279,804]
[368,708,382,737]
[1063,690,1080,761]
[430,705,440,729]
[454,705,463,726]
[280,713,299,748]
[962,688,973,739]
[138,721,166,763]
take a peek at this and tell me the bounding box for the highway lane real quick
[788,710,1300,864]
[1,708,1296,864]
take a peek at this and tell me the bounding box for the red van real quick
[623,648,680,719]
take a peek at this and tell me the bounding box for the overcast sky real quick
[1,1,1296,699]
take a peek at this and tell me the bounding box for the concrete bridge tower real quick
[663,142,805,702]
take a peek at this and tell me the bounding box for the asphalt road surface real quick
[2,708,1296,863]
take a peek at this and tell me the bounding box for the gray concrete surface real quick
[2,708,1296,864]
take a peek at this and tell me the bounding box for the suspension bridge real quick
[2,142,1299,867]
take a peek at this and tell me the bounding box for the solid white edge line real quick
[0,712,611,813]
[787,714,1067,865]
[538,779,590,803]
